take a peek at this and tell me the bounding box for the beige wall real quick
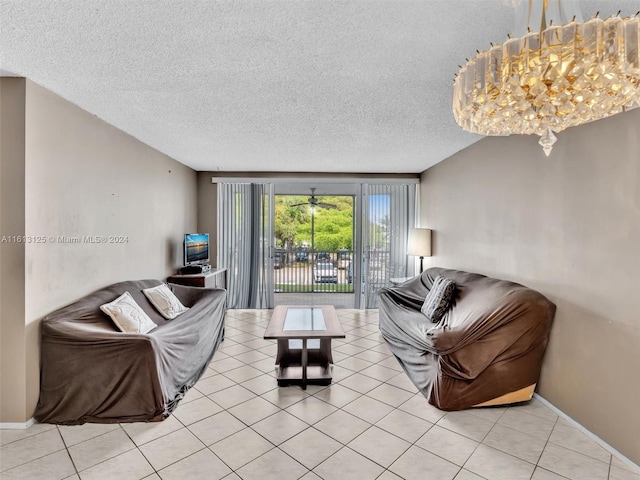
[0,79,28,422]
[420,108,640,464]
[197,172,218,262]
[0,78,197,422]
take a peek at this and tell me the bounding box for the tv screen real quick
[184,233,209,266]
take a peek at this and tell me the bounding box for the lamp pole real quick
[311,205,315,291]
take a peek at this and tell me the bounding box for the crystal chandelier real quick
[453,1,640,156]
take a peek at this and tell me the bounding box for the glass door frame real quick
[274,183,360,307]
[213,176,419,310]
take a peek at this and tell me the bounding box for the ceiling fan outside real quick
[290,188,337,209]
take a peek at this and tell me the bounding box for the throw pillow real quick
[143,283,189,320]
[421,275,456,323]
[100,291,158,333]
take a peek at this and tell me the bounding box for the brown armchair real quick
[378,268,555,410]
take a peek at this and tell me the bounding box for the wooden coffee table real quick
[264,305,345,390]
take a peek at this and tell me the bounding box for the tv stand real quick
[167,267,227,289]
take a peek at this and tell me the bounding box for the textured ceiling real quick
[1,1,637,173]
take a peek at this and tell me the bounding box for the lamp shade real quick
[407,228,432,257]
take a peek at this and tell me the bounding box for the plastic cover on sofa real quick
[378,268,555,411]
[34,280,226,424]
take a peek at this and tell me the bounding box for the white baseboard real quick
[534,393,640,474]
[0,417,36,430]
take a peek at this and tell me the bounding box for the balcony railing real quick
[274,249,354,294]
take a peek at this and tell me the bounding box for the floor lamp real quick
[407,228,432,273]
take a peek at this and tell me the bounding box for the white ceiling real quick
[1,1,637,174]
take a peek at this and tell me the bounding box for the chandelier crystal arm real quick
[453,3,640,156]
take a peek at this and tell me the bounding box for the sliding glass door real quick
[273,194,354,295]
[217,180,416,310]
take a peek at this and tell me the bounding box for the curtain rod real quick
[211,176,419,185]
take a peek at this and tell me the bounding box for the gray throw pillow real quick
[421,275,456,322]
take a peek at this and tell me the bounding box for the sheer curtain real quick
[217,183,274,309]
[362,183,416,308]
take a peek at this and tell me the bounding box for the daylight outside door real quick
[273,194,354,305]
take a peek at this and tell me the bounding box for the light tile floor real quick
[2,308,639,480]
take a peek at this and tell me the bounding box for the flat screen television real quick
[184,233,210,266]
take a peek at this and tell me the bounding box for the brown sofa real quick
[34,280,226,424]
[378,267,555,411]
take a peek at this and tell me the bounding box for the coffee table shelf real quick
[264,305,345,389]
[275,365,332,386]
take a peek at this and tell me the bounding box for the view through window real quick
[273,195,354,300]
